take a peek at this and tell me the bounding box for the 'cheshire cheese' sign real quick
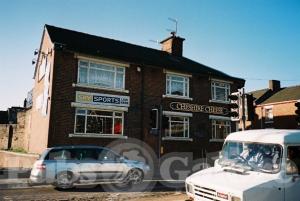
[170,102,228,115]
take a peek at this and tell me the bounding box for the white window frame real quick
[211,119,231,140]
[166,73,190,98]
[211,80,231,103]
[77,59,125,90]
[264,106,274,123]
[165,116,190,139]
[74,108,124,136]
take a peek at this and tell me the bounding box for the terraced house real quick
[26,24,244,159]
[247,80,300,129]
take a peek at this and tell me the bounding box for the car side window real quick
[98,149,118,161]
[46,149,74,160]
[286,146,300,175]
[75,148,99,161]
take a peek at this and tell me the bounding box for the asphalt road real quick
[0,182,188,201]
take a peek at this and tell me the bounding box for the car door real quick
[284,145,300,201]
[97,149,126,181]
[76,148,101,183]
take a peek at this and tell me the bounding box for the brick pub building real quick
[27,24,244,160]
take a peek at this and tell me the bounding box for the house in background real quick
[246,80,300,129]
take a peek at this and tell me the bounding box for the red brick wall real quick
[46,50,242,159]
[249,101,299,129]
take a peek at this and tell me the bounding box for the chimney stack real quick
[160,32,185,57]
[269,80,281,91]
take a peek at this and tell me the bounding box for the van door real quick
[284,145,300,201]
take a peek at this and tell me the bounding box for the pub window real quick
[75,109,123,135]
[211,119,231,140]
[164,116,189,138]
[166,74,189,97]
[78,60,125,89]
[211,81,230,102]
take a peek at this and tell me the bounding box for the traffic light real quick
[150,108,158,129]
[228,92,240,121]
[295,101,300,123]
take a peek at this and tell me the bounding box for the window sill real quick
[73,83,129,93]
[163,95,193,101]
[162,137,193,142]
[209,99,230,104]
[209,139,225,142]
[69,133,128,139]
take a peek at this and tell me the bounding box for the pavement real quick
[0,168,35,189]
[0,168,186,190]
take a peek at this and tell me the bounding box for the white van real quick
[185,129,300,201]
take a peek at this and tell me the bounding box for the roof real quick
[250,88,269,100]
[261,85,300,104]
[226,129,300,144]
[44,24,244,85]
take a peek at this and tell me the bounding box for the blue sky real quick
[0,0,299,110]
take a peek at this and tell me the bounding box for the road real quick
[0,183,189,201]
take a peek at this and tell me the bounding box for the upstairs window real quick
[166,74,189,97]
[211,81,230,102]
[78,60,125,89]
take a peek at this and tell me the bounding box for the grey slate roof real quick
[44,24,244,85]
[250,88,269,100]
[261,85,300,104]
[250,85,300,105]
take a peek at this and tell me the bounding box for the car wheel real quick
[54,171,74,189]
[126,168,144,185]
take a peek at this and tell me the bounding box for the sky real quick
[0,0,299,110]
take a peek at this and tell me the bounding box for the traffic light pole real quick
[241,88,246,131]
[158,105,163,166]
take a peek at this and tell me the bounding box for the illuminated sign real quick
[76,91,130,107]
[170,102,228,115]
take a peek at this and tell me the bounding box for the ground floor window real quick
[75,109,123,135]
[211,119,231,140]
[164,116,189,138]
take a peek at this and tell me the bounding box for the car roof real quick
[226,129,300,144]
[48,145,108,150]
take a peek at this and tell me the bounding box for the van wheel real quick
[54,171,74,189]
